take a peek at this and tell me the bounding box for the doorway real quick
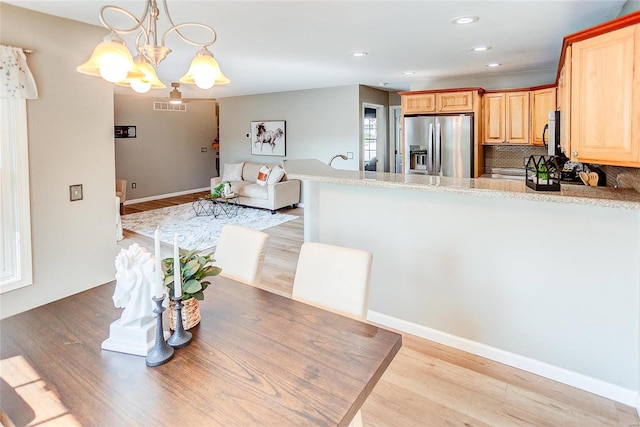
[361,103,387,172]
[390,106,402,173]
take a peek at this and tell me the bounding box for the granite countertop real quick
[282,159,640,210]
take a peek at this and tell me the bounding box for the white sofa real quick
[212,162,300,214]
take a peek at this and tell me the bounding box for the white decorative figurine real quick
[102,243,169,356]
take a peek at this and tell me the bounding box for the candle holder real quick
[146,295,174,367]
[167,296,192,348]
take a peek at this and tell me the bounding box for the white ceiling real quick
[3,0,631,99]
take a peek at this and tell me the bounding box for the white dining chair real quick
[292,242,373,427]
[214,224,269,287]
[292,242,373,320]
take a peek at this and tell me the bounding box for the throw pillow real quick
[256,165,271,186]
[222,162,244,182]
[267,165,286,185]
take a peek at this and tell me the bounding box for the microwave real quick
[544,111,562,156]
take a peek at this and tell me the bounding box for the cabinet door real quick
[483,93,505,143]
[558,46,571,156]
[530,88,556,146]
[402,94,436,114]
[505,91,530,144]
[437,91,474,112]
[570,24,640,166]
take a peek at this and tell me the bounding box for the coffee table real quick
[212,194,240,218]
[192,197,215,216]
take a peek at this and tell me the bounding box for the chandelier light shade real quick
[179,47,230,89]
[77,0,229,92]
[77,34,143,83]
[116,54,166,93]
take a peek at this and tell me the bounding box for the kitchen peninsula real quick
[283,159,640,411]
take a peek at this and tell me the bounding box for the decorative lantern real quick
[525,155,560,191]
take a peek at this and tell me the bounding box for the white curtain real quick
[0,45,37,292]
[1,45,38,99]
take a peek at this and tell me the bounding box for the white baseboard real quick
[367,310,639,409]
[124,187,210,206]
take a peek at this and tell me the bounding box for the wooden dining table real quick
[0,276,402,426]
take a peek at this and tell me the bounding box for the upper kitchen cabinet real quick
[530,86,556,146]
[569,23,640,166]
[437,91,475,112]
[557,46,571,156]
[554,11,640,167]
[400,89,481,114]
[402,93,436,114]
[483,91,530,145]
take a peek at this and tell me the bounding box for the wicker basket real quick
[169,298,201,330]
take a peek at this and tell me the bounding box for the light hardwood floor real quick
[121,193,639,426]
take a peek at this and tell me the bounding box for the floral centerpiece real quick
[163,249,221,329]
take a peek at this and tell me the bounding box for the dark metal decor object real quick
[145,295,174,367]
[167,296,192,348]
[525,155,561,191]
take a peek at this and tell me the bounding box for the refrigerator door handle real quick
[428,123,434,173]
[435,121,442,175]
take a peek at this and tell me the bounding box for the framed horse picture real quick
[251,120,286,156]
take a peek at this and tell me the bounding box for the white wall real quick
[218,86,360,173]
[410,69,556,91]
[1,4,118,318]
[305,181,640,403]
[114,96,217,200]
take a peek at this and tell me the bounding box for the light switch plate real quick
[70,184,83,201]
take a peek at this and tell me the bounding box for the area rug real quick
[122,203,298,251]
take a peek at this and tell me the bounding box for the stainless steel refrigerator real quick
[405,114,474,178]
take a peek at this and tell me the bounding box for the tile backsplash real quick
[484,145,640,188]
[484,145,547,169]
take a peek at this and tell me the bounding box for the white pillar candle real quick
[173,234,182,298]
[154,227,163,298]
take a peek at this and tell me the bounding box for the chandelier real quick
[77,0,230,94]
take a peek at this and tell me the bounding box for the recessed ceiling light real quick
[486,63,502,67]
[402,71,415,75]
[452,15,479,25]
[352,52,368,57]
[471,46,491,52]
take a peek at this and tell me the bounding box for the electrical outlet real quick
[347,152,354,159]
[132,182,137,189]
[201,147,208,152]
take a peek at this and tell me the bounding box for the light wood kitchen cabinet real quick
[557,46,571,156]
[483,93,505,143]
[530,87,556,146]
[569,23,640,166]
[401,90,475,114]
[483,91,529,144]
[437,91,474,112]
[506,91,530,144]
[402,93,436,114]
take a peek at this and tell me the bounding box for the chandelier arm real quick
[99,4,150,36]
[161,0,217,47]
[162,22,217,48]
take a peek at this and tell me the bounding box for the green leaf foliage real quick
[162,249,221,301]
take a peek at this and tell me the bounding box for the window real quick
[1,98,33,293]
[363,116,377,163]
